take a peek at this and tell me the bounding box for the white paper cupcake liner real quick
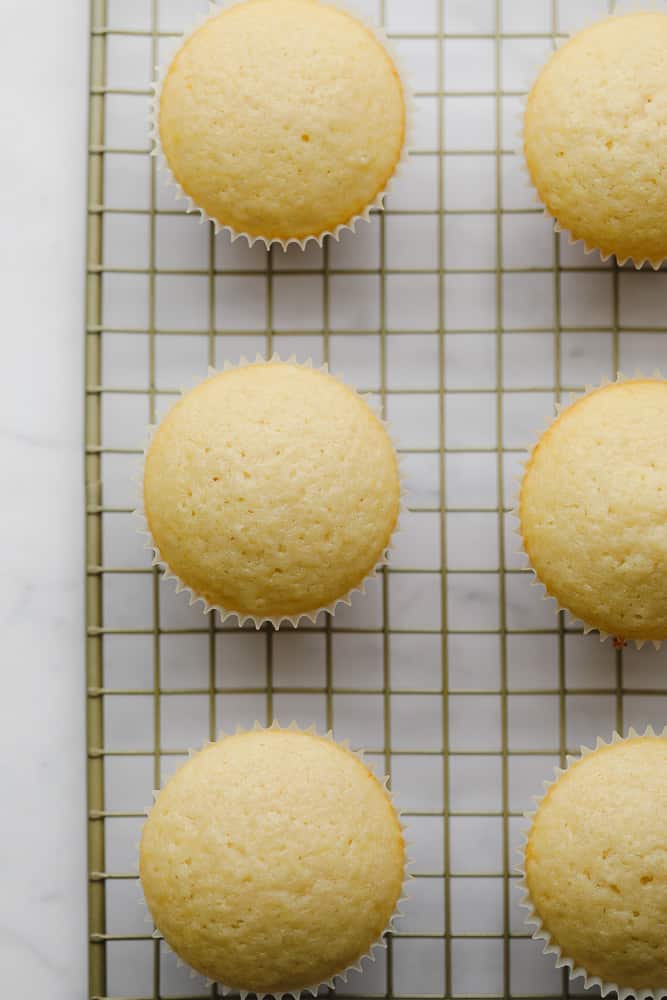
[517,726,667,999]
[139,720,412,999]
[517,2,667,271]
[150,0,415,251]
[515,372,666,650]
[136,355,406,630]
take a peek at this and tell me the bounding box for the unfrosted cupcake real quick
[140,725,406,994]
[519,379,667,645]
[142,360,400,626]
[521,732,667,995]
[156,0,406,246]
[524,12,667,267]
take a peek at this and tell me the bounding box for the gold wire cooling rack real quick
[85,1,667,998]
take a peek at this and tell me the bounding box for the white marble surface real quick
[1,2,88,996]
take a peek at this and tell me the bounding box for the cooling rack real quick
[85,0,667,997]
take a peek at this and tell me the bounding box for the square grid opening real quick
[86,1,667,998]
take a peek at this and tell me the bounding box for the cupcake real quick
[521,731,667,996]
[140,725,406,994]
[142,360,401,627]
[524,11,667,267]
[519,378,667,646]
[156,0,407,247]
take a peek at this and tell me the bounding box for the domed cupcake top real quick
[143,361,400,625]
[158,0,406,244]
[520,379,667,642]
[140,726,406,993]
[524,12,667,267]
[525,734,667,991]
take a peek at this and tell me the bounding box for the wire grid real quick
[85,1,667,998]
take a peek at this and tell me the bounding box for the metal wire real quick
[85,0,667,998]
